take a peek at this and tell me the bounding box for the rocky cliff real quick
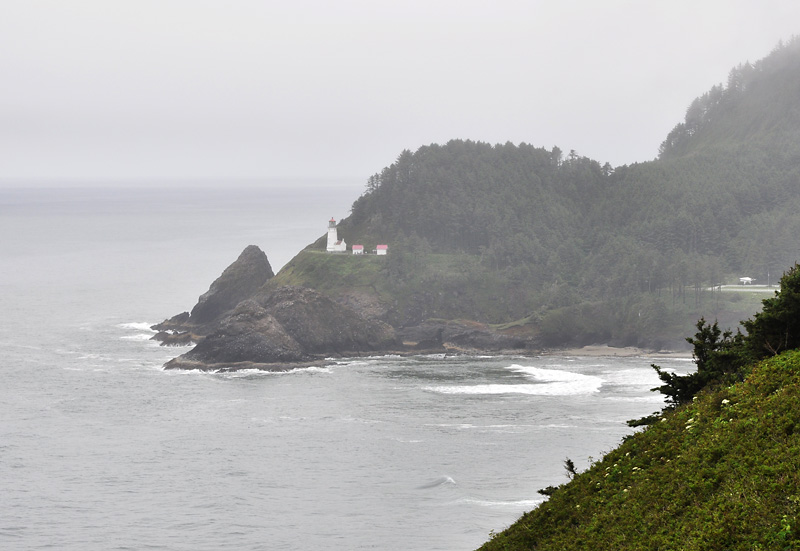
[154,245,538,371]
[152,245,274,343]
[163,285,398,372]
[190,244,275,325]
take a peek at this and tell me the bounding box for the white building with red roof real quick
[375,244,388,255]
[352,244,364,255]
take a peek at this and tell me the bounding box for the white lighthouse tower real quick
[326,217,347,252]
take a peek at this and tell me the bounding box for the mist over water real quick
[0,185,690,550]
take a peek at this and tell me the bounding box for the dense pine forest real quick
[298,37,800,348]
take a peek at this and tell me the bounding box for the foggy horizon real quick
[2,1,799,185]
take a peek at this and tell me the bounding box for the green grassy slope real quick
[271,247,767,349]
[478,350,800,550]
[269,249,537,328]
[269,250,388,294]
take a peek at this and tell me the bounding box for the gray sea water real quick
[0,184,691,551]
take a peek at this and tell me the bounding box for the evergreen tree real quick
[742,263,800,359]
[652,318,743,407]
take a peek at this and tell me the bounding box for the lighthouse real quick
[326,218,347,252]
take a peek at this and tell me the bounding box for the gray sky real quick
[2,0,799,184]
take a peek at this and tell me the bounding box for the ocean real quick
[0,183,691,550]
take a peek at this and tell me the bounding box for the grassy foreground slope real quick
[479,263,800,550]
[478,349,800,550]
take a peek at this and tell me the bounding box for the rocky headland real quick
[163,285,399,371]
[153,245,539,371]
[152,244,274,344]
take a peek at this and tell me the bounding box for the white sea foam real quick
[257,365,333,376]
[161,367,208,375]
[508,364,582,379]
[601,368,660,386]
[329,359,371,367]
[120,333,155,341]
[214,368,274,377]
[457,497,544,509]
[117,322,156,332]
[425,364,603,396]
[212,365,334,377]
[291,365,334,374]
[426,384,545,395]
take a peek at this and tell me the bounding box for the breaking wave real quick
[457,497,544,509]
[120,333,155,341]
[118,321,158,342]
[417,476,456,489]
[117,322,156,332]
[424,364,603,396]
[600,367,660,386]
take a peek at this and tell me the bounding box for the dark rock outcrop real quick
[398,319,535,353]
[189,245,274,326]
[164,286,399,372]
[261,286,397,354]
[155,245,538,371]
[152,245,273,341]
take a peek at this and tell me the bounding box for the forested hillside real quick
[282,37,800,349]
